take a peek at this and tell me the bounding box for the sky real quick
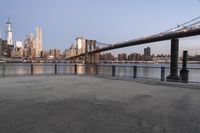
[0,0,200,55]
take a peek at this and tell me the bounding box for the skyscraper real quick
[144,47,151,61]
[5,18,13,46]
[35,27,42,57]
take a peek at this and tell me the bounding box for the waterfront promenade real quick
[0,76,200,133]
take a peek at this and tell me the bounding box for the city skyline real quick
[1,0,200,55]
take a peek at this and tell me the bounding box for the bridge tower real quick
[167,39,181,81]
[85,40,100,64]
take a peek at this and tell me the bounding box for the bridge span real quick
[71,28,200,58]
[68,27,200,82]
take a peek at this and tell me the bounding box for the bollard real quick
[31,64,34,75]
[133,66,137,78]
[112,66,115,77]
[180,51,189,83]
[74,64,77,75]
[55,64,57,75]
[95,65,98,75]
[161,67,165,81]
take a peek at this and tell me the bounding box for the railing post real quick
[2,64,6,78]
[31,64,34,75]
[95,64,98,75]
[133,66,137,78]
[112,66,115,77]
[55,64,57,75]
[74,64,77,75]
[161,66,165,81]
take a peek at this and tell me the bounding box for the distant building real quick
[15,41,23,49]
[23,48,28,57]
[64,49,77,58]
[24,33,35,48]
[5,18,13,46]
[144,47,151,61]
[35,27,42,57]
[76,37,86,55]
[11,47,23,58]
[24,33,35,58]
[41,51,49,59]
[118,53,127,61]
[0,39,13,58]
[100,53,115,60]
[128,53,141,61]
[49,49,60,59]
[11,41,23,58]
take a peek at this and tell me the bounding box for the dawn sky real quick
[1,0,200,55]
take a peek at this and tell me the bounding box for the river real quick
[0,63,200,83]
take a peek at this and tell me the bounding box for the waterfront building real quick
[5,18,13,46]
[0,39,13,58]
[128,53,141,61]
[12,41,23,58]
[23,48,28,57]
[35,27,42,57]
[41,51,49,59]
[64,43,78,58]
[11,48,23,58]
[118,53,127,61]
[144,47,151,61]
[49,49,60,59]
[100,53,115,60]
[24,33,35,48]
[24,33,35,58]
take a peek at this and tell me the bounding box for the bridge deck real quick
[0,76,200,133]
[70,28,200,59]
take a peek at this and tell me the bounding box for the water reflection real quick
[0,63,200,82]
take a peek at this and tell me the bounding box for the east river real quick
[0,63,200,83]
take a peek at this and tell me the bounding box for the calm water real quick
[0,63,200,83]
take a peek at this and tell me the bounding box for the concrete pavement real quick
[0,75,200,133]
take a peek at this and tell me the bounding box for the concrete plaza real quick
[0,75,200,133]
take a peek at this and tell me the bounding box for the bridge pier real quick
[167,39,180,82]
[85,53,99,64]
[84,40,99,64]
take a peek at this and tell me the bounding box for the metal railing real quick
[0,63,200,83]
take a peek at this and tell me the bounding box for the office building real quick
[5,18,13,46]
[144,47,151,61]
[76,37,86,55]
[128,53,141,61]
[35,27,42,57]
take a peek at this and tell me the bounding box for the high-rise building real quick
[5,18,13,46]
[35,27,42,57]
[76,37,86,55]
[144,47,151,61]
[24,33,35,48]
[24,33,35,58]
